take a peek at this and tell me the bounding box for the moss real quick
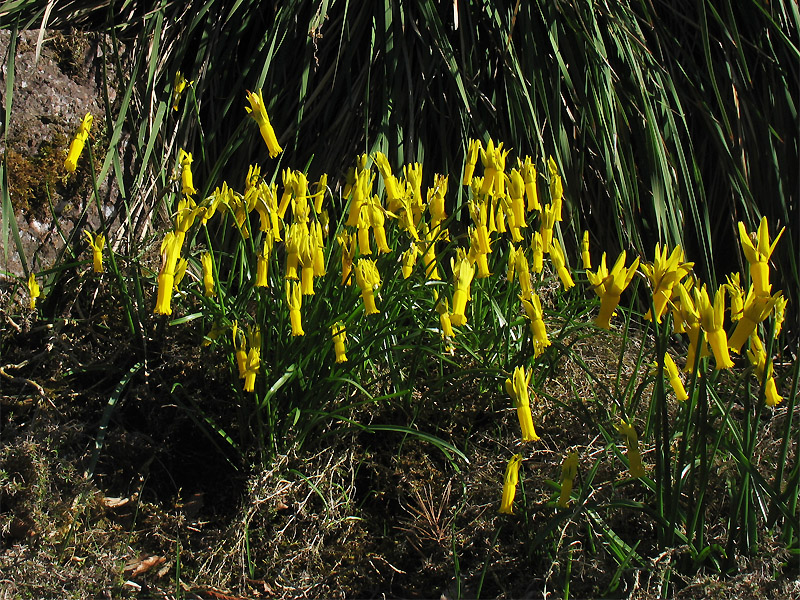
[2,133,71,217]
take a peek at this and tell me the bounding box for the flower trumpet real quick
[505,366,540,442]
[498,454,523,514]
[558,452,579,508]
[245,89,283,158]
[84,230,105,273]
[64,112,92,173]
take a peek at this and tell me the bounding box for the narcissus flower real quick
[337,231,356,286]
[462,139,482,186]
[245,89,283,158]
[374,152,402,212]
[724,273,744,321]
[479,139,508,199]
[520,293,550,357]
[615,420,645,478]
[355,258,381,315]
[505,366,540,442]
[84,230,105,273]
[177,149,198,196]
[695,286,734,369]
[581,231,591,270]
[243,347,260,392]
[728,288,783,353]
[286,281,305,336]
[433,290,456,340]
[549,238,574,291]
[520,156,540,212]
[663,353,689,401]
[498,454,523,514]
[548,156,563,222]
[172,71,192,111]
[531,231,544,273]
[255,236,273,288]
[64,112,92,173]
[154,232,183,315]
[27,272,40,309]
[332,321,348,363]
[676,283,709,369]
[558,452,579,508]
[587,251,640,329]
[450,250,475,326]
[201,251,216,296]
[539,203,557,253]
[640,244,693,323]
[738,216,784,297]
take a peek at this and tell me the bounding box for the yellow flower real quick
[286,281,305,336]
[450,250,475,326]
[724,273,744,321]
[676,283,709,370]
[467,195,491,255]
[243,347,260,392]
[374,152,402,211]
[285,222,303,281]
[479,139,508,199]
[548,156,563,222]
[738,216,784,297]
[581,231,591,270]
[539,203,557,253]
[520,293,550,357]
[177,149,198,196]
[64,112,93,173]
[515,248,533,300]
[332,321,348,363]
[640,244,693,323]
[663,353,689,402]
[172,71,192,111]
[746,333,767,382]
[337,231,356,286]
[27,272,40,309]
[84,230,105,273]
[531,231,544,273]
[558,451,579,508]
[201,251,216,296]
[401,244,420,279]
[549,238,574,291]
[154,232,183,315]
[505,366,540,442]
[507,168,527,230]
[255,236,273,288]
[498,454,523,514]
[695,285,734,369]
[462,139,482,186]
[245,89,283,158]
[728,288,783,353]
[520,156,540,212]
[355,258,381,315]
[615,420,645,478]
[421,224,441,281]
[368,196,391,254]
[467,227,491,279]
[773,295,788,336]
[587,251,640,329]
[433,290,456,340]
[173,257,188,289]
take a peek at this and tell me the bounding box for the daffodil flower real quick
[507,168,527,230]
[84,230,105,273]
[178,149,198,196]
[368,196,391,254]
[580,231,591,270]
[337,231,356,286]
[243,347,260,392]
[728,288,783,353]
[462,139,482,186]
[531,231,544,273]
[434,290,456,340]
[467,196,491,255]
[663,353,688,402]
[539,203,557,253]
[479,139,508,199]
[357,205,372,256]
[515,248,534,300]
[549,238,574,291]
[421,223,440,280]
[498,454,523,514]
[615,420,645,478]
[374,152,402,212]
[450,250,475,326]
[587,251,640,329]
[355,258,381,315]
[505,366,540,442]
[467,227,491,278]
[313,174,327,214]
[312,221,326,277]
[286,281,305,336]
[520,156,540,212]
[332,321,348,363]
[676,283,709,370]
[245,89,282,158]
[695,285,734,370]
[285,223,303,281]
[172,71,192,112]
[548,156,563,222]
[232,322,247,377]
[255,236,273,288]
[640,244,693,323]
[201,251,216,296]
[428,174,449,235]
[773,295,787,336]
[298,225,316,296]
[724,273,744,321]
[738,216,784,297]
[154,232,183,315]
[64,112,92,173]
[521,293,550,357]
[27,272,40,309]
[401,245,419,279]
[558,452,579,508]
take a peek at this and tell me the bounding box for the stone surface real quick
[0,29,120,285]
